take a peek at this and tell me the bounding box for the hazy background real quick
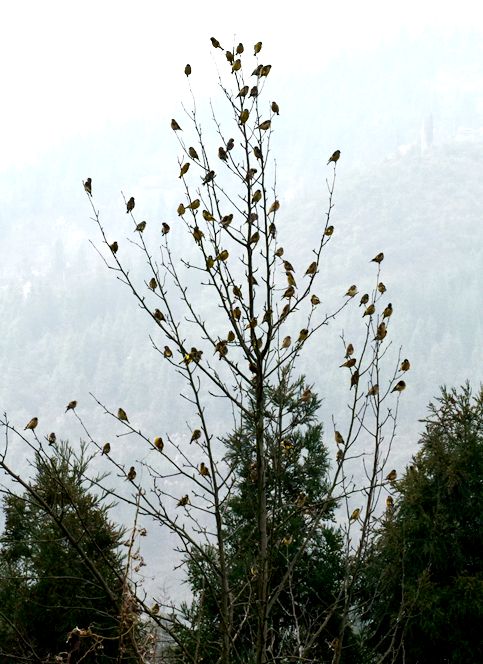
[0,0,482,600]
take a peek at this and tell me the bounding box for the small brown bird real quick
[363,304,375,317]
[335,430,345,446]
[162,223,170,235]
[126,197,135,213]
[239,109,249,124]
[237,85,249,98]
[184,64,191,76]
[135,221,146,232]
[258,120,271,131]
[400,358,411,372]
[345,284,358,298]
[336,448,344,464]
[324,225,334,236]
[386,469,397,482]
[371,252,384,264]
[210,37,222,49]
[386,496,394,511]
[65,400,77,413]
[177,495,190,507]
[199,462,210,477]
[340,358,356,368]
[281,336,291,350]
[154,309,165,321]
[218,146,228,161]
[186,198,200,210]
[359,293,369,307]
[268,200,280,214]
[327,149,341,165]
[102,442,110,455]
[286,271,296,287]
[153,437,164,452]
[350,507,361,521]
[283,286,295,299]
[148,277,157,291]
[24,417,38,431]
[202,170,216,185]
[225,50,234,63]
[382,303,393,319]
[249,85,259,97]
[117,408,129,422]
[48,432,56,445]
[295,492,307,508]
[83,178,92,196]
[187,149,198,165]
[226,137,235,151]
[305,261,317,276]
[177,203,186,216]
[260,64,271,76]
[351,370,360,389]
[179,162,190,178]
[236,42,244,54]
[298,328,309,343]
[377,282,386,294]
[163,346,173,358]
[109,241,118,254]
[311,294,320,306]
[216,249,229,261]
[391,381,406,394]
[300,388,312,403]
[231,58,241,72]
[271,101,280,115]
[367,384,379,396]
[345,343,354,357]
[190,429,201,444]
[171,118,182,131]
[127,466,136,481]
[373,322,387,341]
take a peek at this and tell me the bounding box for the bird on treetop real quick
[48,432,56,445]
[24,417,38,431]
[371,252,384,264]
[391,380,406,394]
[117,408,129,422]
[83,178,92,196]
[65,400,77,413]
[126,197,135,213]
[400,358,411,372]
[327,150,340,165]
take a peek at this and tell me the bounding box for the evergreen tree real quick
[173,370,361,663]
[0,441,134,662]
[358,383,483,663]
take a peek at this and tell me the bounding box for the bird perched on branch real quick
[386,469,397,481]
[48,432,56,445]
[117,408,129,422]
[391,381,406,394]
[345,284,357,298]
[102,442,110,455]
[327,149,340,165]
[65,400,77,413]
[371,252,384,264]
[171,118,182,131]
[199,462,210,477]
[135,221,146,232]
[177,495,190,507]
[83,178,92,196]
[127,466,136,481]
[24,417,38,431]
[126,197,135,213]
[184,64,191,76]
[383,303,393,319]
[350,507,361,521]
[335,430,345,446]
[190,429,201,444]
[153,437,164,452]
[400,358,411,372]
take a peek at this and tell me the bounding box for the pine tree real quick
[0,441,133,662]
[358,383,483,663]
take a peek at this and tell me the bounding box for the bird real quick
[298,329,309,343]
[171,119,182,131]
[148,277,157,290]
[202,170,215,185]
[311,294,320,306]
[239,109,249,124]
[345,284,358,298]
[109,241,118,254]
[350,508,361,521]
[373,322,387,341]
[359,293,369,307]
[184,64,191,76]
[48,432,56,445]
[188,146,199,160]
[260,65,271,76]
[231,59,241,72]
[237,85,249,97]
[271,101,280,115]
[335,431,345,446]
[295,492,307,508]
[300,388,312,403]
[327,150,340,165]
[254,41,262,54]
[377,282,386,294]
[371,252,384,264]
[199,462,210,477]
[336,449,344,464]
[345,343,354,357]
[367,384,379,396]
[283,259,294,272]
[400,358,411,372]
[305,262,317,276]
[283,286,295,299]
[225,50,234,63]
[179,162,190,178]
[249,85,259,97]
[391,381,406,394]
[226,138,235,151]
[268,200,280,214]
[216,249,229,261]
[382,303,393,319]
[117,408,129,422]
[190,429,201,444]
[258,120,271,131]
[151,603,160,615]
[210,37,222,49]
[187,198,200,210]
[324,225,334,236]
[177,203,185,216]
[135,221,146,232]
[127,466,136,481]
[65,400,77,413]
[363,304,375,317]
[177,495,190,507]
[281,336,291,349]
[24,417,38,431]
[126,197,135,213]
[162,223,170,235]
[386,469,397,481]
[83,178,92,196]
[218,146,228,161]
[351,370,360,389]
[386,496,394,511]
[163,346,173,358]
[340,358,356,368]
[286,271,296,287]
[281,534,293,546]
[102,442,110,455]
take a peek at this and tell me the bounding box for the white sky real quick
[1,0,482,169]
